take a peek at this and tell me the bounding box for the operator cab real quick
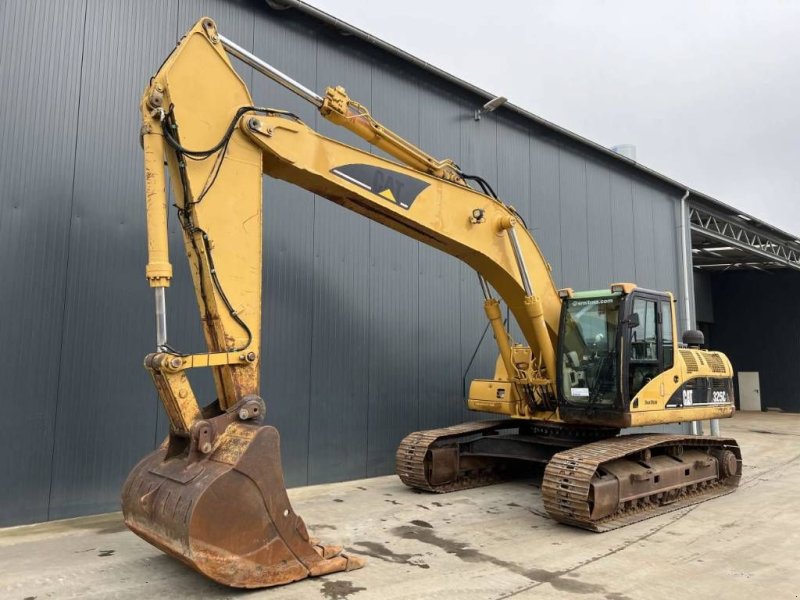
[556,284,675,425]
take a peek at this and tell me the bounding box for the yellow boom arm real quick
[142,18,561,429]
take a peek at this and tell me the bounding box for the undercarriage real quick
[397,421,741,531]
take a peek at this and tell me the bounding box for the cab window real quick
[629,298,658,395]
[631,298,657,360]
[661,301,674,369]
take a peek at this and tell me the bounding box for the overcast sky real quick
[308,0,800,235]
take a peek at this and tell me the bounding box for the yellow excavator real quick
[123,18,741,589]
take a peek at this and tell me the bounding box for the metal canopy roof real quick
[270,1,800,272]
[690,204,800,272]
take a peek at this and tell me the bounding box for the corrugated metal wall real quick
[0,0,687,526]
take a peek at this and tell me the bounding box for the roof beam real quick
[689,206,800,271]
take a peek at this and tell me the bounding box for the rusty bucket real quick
[122,422,364,588]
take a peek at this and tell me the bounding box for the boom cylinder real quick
[499,218,556,385]
[318,88,463,183]
[484,298,517,380]
[142,124,173,288]
[523,295,556,388]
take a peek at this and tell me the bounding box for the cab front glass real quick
[558,294,622,408]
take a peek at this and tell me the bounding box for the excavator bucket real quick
[121,422,364,588]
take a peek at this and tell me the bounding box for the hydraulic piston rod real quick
[499,217,556,386]
[219,34,324,107]
[506,225,533,297]
[220,32,463,183]
[155,287,167,349]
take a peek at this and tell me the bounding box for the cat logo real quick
[682,389,693,406]
[331,163,430,210]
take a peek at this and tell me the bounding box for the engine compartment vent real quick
[706,352,727,374]
[679,349,699,373]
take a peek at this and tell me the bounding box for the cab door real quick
[624,291,674,400]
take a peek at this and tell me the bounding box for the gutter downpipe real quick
[680,190,707,436]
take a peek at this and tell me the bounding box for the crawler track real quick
[397,423,741,532]
[542,434,742,531]
[396,420,616,493]
[396,420,515,492]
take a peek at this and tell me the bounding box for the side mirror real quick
[627,313,640,329]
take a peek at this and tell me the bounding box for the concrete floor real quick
[1,412,798,600]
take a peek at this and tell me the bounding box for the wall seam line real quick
[46,0,90,521]
[306,25,319,485]
[364,57,373,478]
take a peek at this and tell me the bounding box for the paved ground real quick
[1,412,798,600]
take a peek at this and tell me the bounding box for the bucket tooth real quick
[312,540,344,559]
[122,423,364,588]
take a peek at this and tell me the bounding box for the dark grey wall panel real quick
[558,149,590,290]
[586,161,614,289]
[0,0,690,525]
[632,182,657,288]
[497,119,532,219]
[251,4,316,487]
[47,0,179,520]
[307,203,371,483]
[530,134,563,285]
[417,86,465,431]
[610,170,636,282]
[366,65,420,476]
[711,270,800,413]
[0,0,88,526]
[651,189,680,295]
[366,229,420,477]
[307,34,372,484]
[497,118,532,343]
[459,113,498,421]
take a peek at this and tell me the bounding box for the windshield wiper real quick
[587,352,612,405]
